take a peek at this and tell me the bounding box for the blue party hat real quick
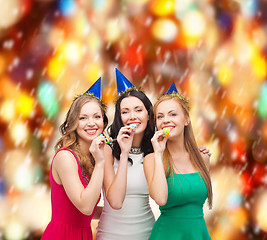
[165,82,189,104]
[73,77,106,112]
[115,68,136,95]
[166,82,178,95]
[84,77,102,100]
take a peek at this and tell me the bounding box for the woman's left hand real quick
[199,145,211,157]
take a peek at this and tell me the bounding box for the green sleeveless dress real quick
[149,171,211,240]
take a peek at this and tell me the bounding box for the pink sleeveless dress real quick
[41,148,98,240]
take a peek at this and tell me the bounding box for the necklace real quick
[129,147,142,154]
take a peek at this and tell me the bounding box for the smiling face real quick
[155,99,189,139]
[120,96,149,135]
[76,100,104,144]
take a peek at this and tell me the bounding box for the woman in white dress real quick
[96,69,155,240]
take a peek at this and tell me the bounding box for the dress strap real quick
[62,148,90,185]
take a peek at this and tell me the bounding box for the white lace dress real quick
[96,150,155,240]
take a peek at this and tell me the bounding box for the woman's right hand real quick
[117,126,134,155]
[89,134,105,165]
[151,130,167,154]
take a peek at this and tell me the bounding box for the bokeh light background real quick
[0,0,267,239]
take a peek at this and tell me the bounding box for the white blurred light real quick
[10,122,29,146]
[0,100,16,122]
[14,164,34,191]
[0,0,22,29]
[254,189,267,231]
[18,184,51,230]
[105,19,121,43]
[4,217,26,240]
[63,41,83,64]
[151,18,178,42]
[3,150,35,188]
[182,10,206,38]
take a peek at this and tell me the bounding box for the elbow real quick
[156,200,167,206]
[106,192,124,210]
[108,200,123,210]
[79,206,94,216]
[106,196,123,210]
[156,198,167,206]
[111,204,122,210]
[152,194,167,206]
[81,208,93,216]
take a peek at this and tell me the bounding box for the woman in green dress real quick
[144,82,213,240]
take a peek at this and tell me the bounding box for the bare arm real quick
[103,146,128,209]
[144,152,168,206]
[53,151,104,215]
[143,130,168,206]
[53,135,105,215]
[103,126,134,209]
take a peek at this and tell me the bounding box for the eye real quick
[157,115,163,119]
[121,111,128,114]
[95,115,101,119]
[171,113,177,117]
[79,116,86,120]
[137,109,143,112]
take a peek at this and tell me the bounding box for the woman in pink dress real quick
[41,78,108,240]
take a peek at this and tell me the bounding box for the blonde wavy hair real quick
[55,95,108,178]
[154,95,213,209]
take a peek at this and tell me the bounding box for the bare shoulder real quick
[53,149,78,170]
[200,152,210,169]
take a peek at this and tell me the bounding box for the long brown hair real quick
[154,95,213,209]
[55,95,108,178]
